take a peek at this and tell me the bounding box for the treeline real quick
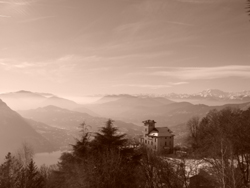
[187,107,250,188]
[0,119,197,188]
[0,144,55,188]
[2,107,250,188]
[43,119,190,188]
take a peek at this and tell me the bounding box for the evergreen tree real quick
[93,119,127,151]
[0,152,23,188]
[0,152,13,188]
[25,159,44,188]
[72,132,90,159]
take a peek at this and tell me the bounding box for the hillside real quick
[18,105,143,137]
[25,119,74,150]
[0,99,55,159]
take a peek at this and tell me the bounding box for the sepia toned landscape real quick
[1,0,250,187]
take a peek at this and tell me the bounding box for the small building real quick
[140,120,174,154]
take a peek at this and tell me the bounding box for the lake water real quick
[34,151,63,166]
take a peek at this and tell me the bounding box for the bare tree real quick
[15,143,34,168]
[187,108,250,188]
[187,116,200,150]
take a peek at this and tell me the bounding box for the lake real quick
[34,151,63,166]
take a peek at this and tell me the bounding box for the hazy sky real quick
[0,0,250,97]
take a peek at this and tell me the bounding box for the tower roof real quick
[142,119,156,125]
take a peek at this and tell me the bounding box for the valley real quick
[1,89,250,160]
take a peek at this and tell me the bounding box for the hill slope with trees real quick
[0,99,55,159]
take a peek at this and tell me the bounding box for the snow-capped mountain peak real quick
[196,89,228,98]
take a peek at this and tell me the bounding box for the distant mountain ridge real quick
[18,105,143,137]
[2,89,250,148]
[95,94,174,107]
[165,89,250,100]
[164,89,250,105]
[81,94,174,121]
[0,90,79,111]
[105,89,250,106]
[81,93,250,145]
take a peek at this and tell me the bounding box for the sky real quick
[0,0,250,98]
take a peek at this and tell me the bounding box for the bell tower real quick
[143,120,156,134]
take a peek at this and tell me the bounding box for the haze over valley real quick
[1,88,250,162]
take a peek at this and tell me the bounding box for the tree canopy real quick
[93,119,127,151]
[187,107,250,187]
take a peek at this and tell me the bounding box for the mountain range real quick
[0,90,92,113]
[0,91,143,159]
[82,93,250,144]
[1,89,250,155]
[18,105,142,136]
[136,89,250,106]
